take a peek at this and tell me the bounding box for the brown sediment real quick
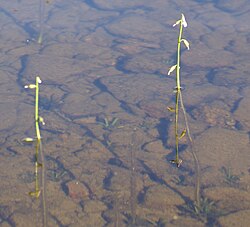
[0,0,250,226]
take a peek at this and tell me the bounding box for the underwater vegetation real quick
[167,13,189,167]
[23,76,44,196]
[167,13,201,212]
[182,196,221,224]
[220,166,242,187]
[97,117,125,131]
[38,0,44,44]
[167,14,192,167]
[23,76,47,227]
[13,7,240,226]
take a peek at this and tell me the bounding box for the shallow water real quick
[0,0,250,226]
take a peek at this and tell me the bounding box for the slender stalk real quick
[25,76,47,226]
[129,130,137,225]
[171,16,185,167]
[40,141,48,227]
[168,14,201,213]
[35,76,47,226]
[35,76,41,141]
[179,92,201,210]
[174,91,180,164]
[176,22,183,92]
[38,0,45,44]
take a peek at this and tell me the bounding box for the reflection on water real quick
[0,0,250,226]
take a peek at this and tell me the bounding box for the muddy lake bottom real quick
[0,0,250,226]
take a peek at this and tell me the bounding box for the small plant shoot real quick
[167,14,201,213]
[24,76,47,226]
[168,14,190,167]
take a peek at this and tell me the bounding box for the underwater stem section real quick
[38,0,45,44]
[180,92,201,211]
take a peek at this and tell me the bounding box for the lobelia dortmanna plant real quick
[167,13,190,168]
[23,76,47,226]
[167,13,201,212]
[23,76,44,197]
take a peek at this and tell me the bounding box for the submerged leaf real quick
[36,162,43,168]
[111,117,119,126]
[170,159,183,168]
[167,106,175,112]
[104,118,109,127]
[29,190,41,198]
[179,129,187,139]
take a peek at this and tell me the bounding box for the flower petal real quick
[37,76,42,84]
[167,64,177,75]
[173,20,181,27]
[181,13,187,27]
[23,137,34,142]
[24,84,36,89]
[182,39,190,50]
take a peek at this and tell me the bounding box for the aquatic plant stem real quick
[174,91,180,164]
[35,141,41,198]
[180,92,201,210]
[129,129,137,225]
[40,141,48,227]
[169,13,201,214]
[172,15,184,167]
[25,76,47,225]
[35,76,47,226]
[35,76,41,141]
[38,0,45,44]
[176,20,183,92]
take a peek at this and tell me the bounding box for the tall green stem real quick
[176,22,183,92]
[35,76,47,225]
[169,13,201,212]
[26,76,47,225]
[172,18,184,167]
[35,76,41,141]
[175,91,180,163]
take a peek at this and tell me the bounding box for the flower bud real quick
[24,84,36,89]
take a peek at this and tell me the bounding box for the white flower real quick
[22,137,34,142]
[39,116,45,125]
[167,64,177,75]
[181,38,190,50]
[173,20,181,27]
[37,76,42,84]
[24,84,36,89]
[173,14,188,28]
[181,13,187,27]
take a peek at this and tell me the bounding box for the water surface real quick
[0,0,250,226]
